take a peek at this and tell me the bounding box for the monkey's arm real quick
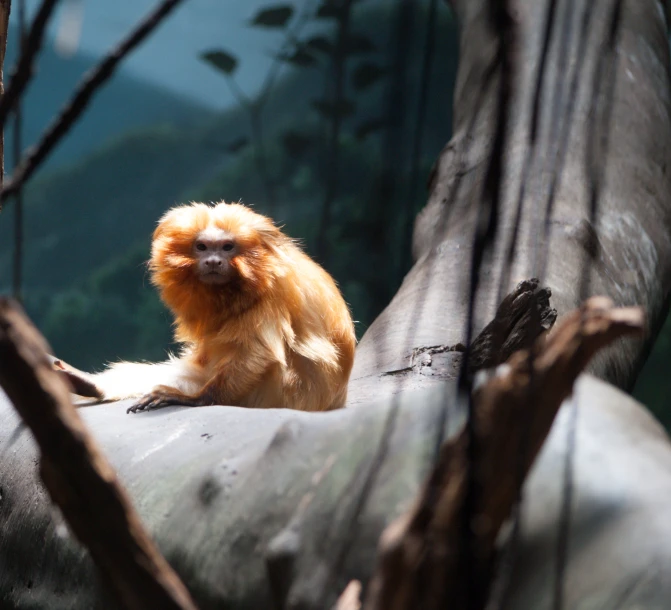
[126,348,276,414]
[125,382,219,414]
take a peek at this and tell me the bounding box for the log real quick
[2,0,671,607]
[0,279,555,609]
[0,298,197,610]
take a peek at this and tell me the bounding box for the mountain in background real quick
[3,21,212,172]
[2,2,670,429]
[15,0,326,108]
[0,0,457,297]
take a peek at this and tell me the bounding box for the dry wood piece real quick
[362,297,645,610]
[0,298,198,610]
[51,354,104,399]
[333,580,362,610]
[468,278,557,374]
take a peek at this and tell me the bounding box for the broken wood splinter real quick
[359,297,645,610]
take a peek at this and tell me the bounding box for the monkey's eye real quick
[222,242,234,252]
[196,243,207,251]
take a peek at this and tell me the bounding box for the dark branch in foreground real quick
[0,298,198,610]
[346,297,644,610]
[0,0,186,203]
[264,278,556,610]
[468,278,556,373]
[0,0,60,131]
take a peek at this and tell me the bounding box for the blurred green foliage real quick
[0,2,458,372]
[2,23,211,172]
[3,0,667,430]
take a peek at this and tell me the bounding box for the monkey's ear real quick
[255,223,286,248]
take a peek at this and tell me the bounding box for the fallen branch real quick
[360,296,645,610]
[468,277,556,373]
[50,354,103,399]
[0,298,198,610]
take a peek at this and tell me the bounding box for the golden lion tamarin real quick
[61,202,356,414]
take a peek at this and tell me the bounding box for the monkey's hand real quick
[126,386,209,414]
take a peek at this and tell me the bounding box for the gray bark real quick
[362,0,671,394]
[1,0,671,608]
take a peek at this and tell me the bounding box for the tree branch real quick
[0,0,186,203]
[315,0,355,263]
[360,297,644,610]
[0,298,198,610]
[0,0,59,132]
[0,0,12,191]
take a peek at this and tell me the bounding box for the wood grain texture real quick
[361,298,644,610]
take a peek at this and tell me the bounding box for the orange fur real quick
[90,201,356,412]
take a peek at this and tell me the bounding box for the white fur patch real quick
[92,356,203,400]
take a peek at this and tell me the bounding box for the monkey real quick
[58,201,357,414]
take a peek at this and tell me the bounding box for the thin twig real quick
[12,0,26,302]
[458,2,515,608]
[398,0,439,282]
[257,0,316,106]
[224,74,276,212]
[0,0,60,130]
[0,0,13,194]
[315,0,355,263]
[0,0,186,203]
[222,0,316,214]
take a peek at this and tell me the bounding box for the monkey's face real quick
[192,227,238,285]
[151,202,285,310]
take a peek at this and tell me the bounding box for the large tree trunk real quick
[349,1,671,607]
[354,0,671,396]
[2,0,671,608]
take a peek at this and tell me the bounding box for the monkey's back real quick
[268,243,356,411]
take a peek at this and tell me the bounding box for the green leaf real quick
[311,98,356,119]
[250,4,294,27]
[305,35,333,55]
[355,118,389,140]
[351,62,387,90]
[200,49,238,75]
[281,131,314,157]
[277,48,317,67]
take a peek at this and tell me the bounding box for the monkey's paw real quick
[126,390,186,414]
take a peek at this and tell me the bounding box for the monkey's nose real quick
[205,258,222,267]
